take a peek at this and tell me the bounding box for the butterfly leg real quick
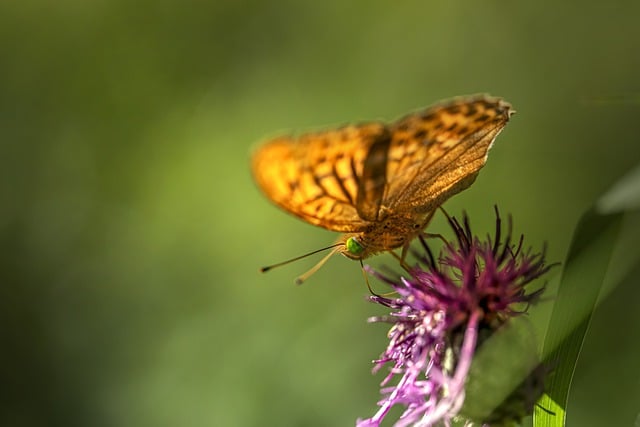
[416,208,455,244]
[421,232,448,245]
[391,248,413,273]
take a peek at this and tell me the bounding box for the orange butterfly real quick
[252,95,513,282]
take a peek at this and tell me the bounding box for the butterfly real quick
[252,95,513,282]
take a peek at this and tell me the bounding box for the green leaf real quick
[535,209,622,426]
[535,164,640,427]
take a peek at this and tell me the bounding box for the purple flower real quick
[357,209,552,427]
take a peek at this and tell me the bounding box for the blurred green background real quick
[1,1,639,426]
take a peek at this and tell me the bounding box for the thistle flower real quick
[357,209,553,427]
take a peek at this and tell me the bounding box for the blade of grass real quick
[535,209,622,426]
[535,164,640,426]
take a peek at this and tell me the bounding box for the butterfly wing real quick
[251,122,391,232]
[381,96,513,214]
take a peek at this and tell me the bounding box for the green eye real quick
[346,237,364,256]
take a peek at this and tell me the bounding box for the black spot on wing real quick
[446,105,461,114]
[396,122,410,132]
[421,112,435,121]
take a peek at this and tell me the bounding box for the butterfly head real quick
[341,235,367,260]
[339,233,387,260]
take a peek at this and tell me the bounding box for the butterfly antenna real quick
[260,243,343,273]
[294,245,343,285]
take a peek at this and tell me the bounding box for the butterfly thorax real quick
[339,212,429,260]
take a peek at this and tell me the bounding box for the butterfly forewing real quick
[251,122,389,232]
